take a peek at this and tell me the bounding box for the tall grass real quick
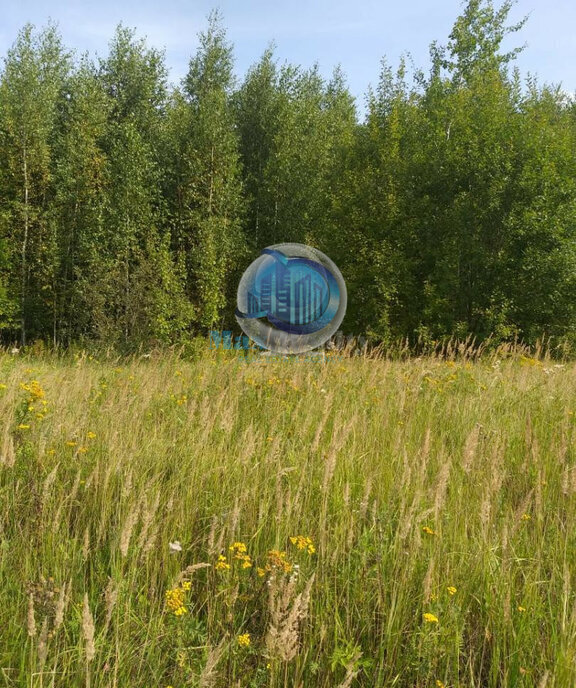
[1,345,575,687]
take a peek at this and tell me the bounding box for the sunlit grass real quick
[1,345,575,687]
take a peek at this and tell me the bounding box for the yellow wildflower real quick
[289,535,315,554]
[18,424,30,430]
[423,613,439,624]
[165,585,187,616]
[266,550,292,573]
[517,605,526,612]
[87,431,96,439]
[237,633,251,647]
[422,526,436,536]
[66,441,77,447]
[20,380,44,401]
[521,513,531,521]
[215,554,231,571]
[229,542,252,568]
[447,586,457,595]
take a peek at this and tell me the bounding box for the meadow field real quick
[1,344,576,688]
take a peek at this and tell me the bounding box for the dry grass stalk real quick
[265,573,315,662]
[198,634,228,688]
[311,403,333,453]
[83,526,91,559]
[120,469,133,499]
[27,593,36,637]
[82,593,96,663]
[102,577,118,634]
[238,422,256,466]
[37,617,49,668]
[462,424,481,474]
[41,463,59,506]
[207,514,219,557]
[137,491,160,551]
[359,477,372,522]
[433,454,451,519]
[54,581,68,630]
[343,481,350,508]
[119,503,139,557]
[422,556,435,604]
[0,426,15,467]
[174,563,212,587]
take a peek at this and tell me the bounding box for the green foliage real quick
[0,2,575,352]
[175,11,247,328]
[2,352,576,685]
[443,0,528,84]
[0,22,71,344]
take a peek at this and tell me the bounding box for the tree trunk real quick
[21,144,29,347]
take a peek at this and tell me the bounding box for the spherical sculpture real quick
[236,243,347,354]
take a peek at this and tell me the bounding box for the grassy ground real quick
[1,346,576,687]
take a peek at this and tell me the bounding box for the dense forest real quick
[1,0,576,353]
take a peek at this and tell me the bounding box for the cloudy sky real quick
[1,0,574,116]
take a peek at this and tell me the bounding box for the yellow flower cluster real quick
[229,542,252,569]
[20,380,45,401]
[19,379,49,422]
[215,554,231,571]
[263,549,293,574]
[423,612,439,624]
[519,355,542,367]
[422,526,436,536]
[165,582,190,616]
[237,633,251,647]
[266,376,299,391]
[289,535,315,554]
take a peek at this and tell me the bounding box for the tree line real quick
[1,0,576,353]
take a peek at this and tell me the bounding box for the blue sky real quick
[1,0,574,116]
